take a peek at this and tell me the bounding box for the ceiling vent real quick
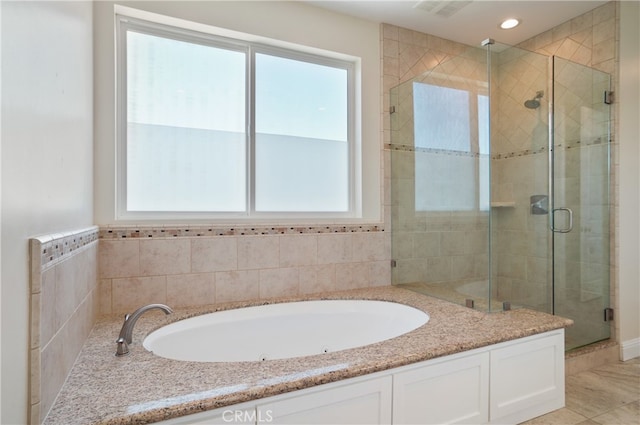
[413,0,473,18]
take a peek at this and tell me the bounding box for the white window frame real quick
[115,14,357,221]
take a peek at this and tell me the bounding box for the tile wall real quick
[506,2,618,345]
[383,25,490,290]
[29,227,99,424]
[383,0,618,323]
[98,225,390,314]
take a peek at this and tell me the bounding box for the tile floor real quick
[521,358,640,424]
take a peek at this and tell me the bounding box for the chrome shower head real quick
[524,98,540,109]
[524,90,544,109]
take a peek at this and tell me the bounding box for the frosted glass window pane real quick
[255,53,349,212]
[413,82,474,211]
[478,94,490,211]
[126,31,246,212]
[413,82,471,152]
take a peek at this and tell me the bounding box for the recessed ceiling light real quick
[499,18,521,30]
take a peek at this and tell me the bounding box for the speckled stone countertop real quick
[44,287,573,425]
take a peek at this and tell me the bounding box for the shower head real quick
[524,90,544,109]
[524,99,540,109]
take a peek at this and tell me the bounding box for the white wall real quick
[618,0,640,361]
[94,1,381,225]
[0,2,94,423]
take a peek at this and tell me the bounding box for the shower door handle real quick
[551,207,573,233]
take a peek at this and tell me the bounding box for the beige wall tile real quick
[369,261,391,287]
[299,264,336,294]
[140,239,190,276]
[237,236,279,270]
[280,235,317,267]
[112,276,167,313]
[259,268,299,299]
[336,262,369,290]
[216,270,259,303]
[191,237,237,273]
[99,279,112,315]
[40,268,57,348]
[317,233,352,264]
[167,273,215,308]
[99,239,139,278]
[426,257,452,282]
[55,261,78,329]
[352,232,387,261]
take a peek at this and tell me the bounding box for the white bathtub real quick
[143,300,429,362]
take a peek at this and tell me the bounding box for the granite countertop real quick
[44,286,573,425]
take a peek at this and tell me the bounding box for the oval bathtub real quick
[143,300,429,362]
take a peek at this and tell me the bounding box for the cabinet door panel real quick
[393,352,490,425]
[490,331,565,424]
[258,375,392,425]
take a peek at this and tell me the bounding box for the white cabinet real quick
[489,331,565,424]
[156,375,392,425]
[154,330,565,425]
[156,400,257,425]
[393,351,489,425]
[258,375,392,424]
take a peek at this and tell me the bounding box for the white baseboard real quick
[621,338,640,361]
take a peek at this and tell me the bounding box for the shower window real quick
[116,16,355,220]
[413,82,488,211]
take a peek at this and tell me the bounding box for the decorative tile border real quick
[32,226,99,270]
[387,137,609,161]
[386,143,484,158]
[99,224,385,239]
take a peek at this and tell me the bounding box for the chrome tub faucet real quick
[115,303,173,357]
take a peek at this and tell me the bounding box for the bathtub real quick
[143,299,429,362]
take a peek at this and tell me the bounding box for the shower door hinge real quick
[390,106,396,114]
[604,91,614,105]
[391,259,397,268]
[604,307,614,321]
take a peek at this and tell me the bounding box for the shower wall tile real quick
[384,1,616,320]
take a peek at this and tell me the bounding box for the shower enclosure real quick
[390,41,611,351]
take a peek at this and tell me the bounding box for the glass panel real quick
[126,31,246,212]
[552,56,611,350]
[489,43,551,314]
[255,53,349,212]
[390,44,491,311]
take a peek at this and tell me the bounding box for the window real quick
[412,82,489,212]
[117,16,355,219]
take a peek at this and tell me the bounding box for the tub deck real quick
[43,286,572,425]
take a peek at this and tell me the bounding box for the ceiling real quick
[304,0,609,47]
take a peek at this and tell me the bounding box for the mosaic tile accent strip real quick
[385,143,484,158]
[99,224,385,239]
[33,226,99,270]
[387,138,609,160]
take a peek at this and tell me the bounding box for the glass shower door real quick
[551,56,611,351]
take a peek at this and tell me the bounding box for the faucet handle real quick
[115,337,129,357]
